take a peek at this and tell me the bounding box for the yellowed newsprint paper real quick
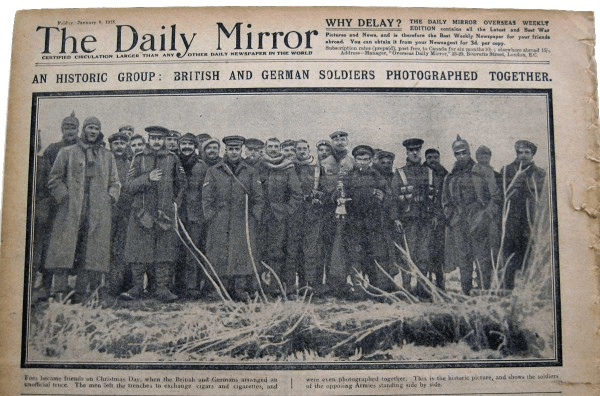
[0,6,598,396]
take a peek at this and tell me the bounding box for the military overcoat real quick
[203,160,264,277]
[45,142,120,272]
[124,147,187,263]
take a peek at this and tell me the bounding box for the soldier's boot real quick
[154,262,178,303]
[120,263,146,300]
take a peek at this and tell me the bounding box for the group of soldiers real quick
[32,111,547,303]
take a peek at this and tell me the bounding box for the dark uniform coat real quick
[46,141,120,272]
[501,160,546,288]
[442,158,501,293]
[391,162,441,271]
[202,160,264,277]
[124,147,187,264]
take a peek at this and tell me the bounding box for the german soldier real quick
[442,135,501,294]
[122,126,187,302]
[46,116,120,302]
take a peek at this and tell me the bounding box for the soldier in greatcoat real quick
[108,131,132,295]
[372,150,398,291]
[255,137,302,294]
[424,148,448,290]
[501,140,546,289]
[285,140,324,294]
[202,136,265,300]
[335,145,389,297]
[46,116,120,302]
[165,130,181,153]
[442,135,501,294]
[175,133,209,298]
[202,138,222,167]
[391,139,444,296]
[243,138,264,168]
[129,134,146,156]
[121,126,187,302]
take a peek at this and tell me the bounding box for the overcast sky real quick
[36,91,550,171]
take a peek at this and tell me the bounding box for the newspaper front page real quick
[0,6,598,395]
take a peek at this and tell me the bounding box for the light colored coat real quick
[46,142,120,272]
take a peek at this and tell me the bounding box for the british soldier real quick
[129,134,146,156]
[255,138,302,294]
[424,148,448,290]
[391,138,443,297]
[118,125,135,159]
[442,135,501,294]
[336,145,389,297]
[202,138,222,167]
[316,139,333,162]
[320,131,356,296]
[501,140,546,289]
[243,138,264,168]
[175,133,209,298]
[108,131,132,295]
[372,150,397,291]
[285,140,323,294]
[202,136,264,300]
[46,116,120,303]
[195,133,212,159]
[281,139,297,159]
[121,126,187,302]
[165,130,181,153]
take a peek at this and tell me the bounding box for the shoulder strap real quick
[396,168,408,185]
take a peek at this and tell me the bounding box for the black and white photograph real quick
[22,88,559,368]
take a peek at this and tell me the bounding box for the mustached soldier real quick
[202,136,264,301]
[46,116,120,303]
[391,138,443,297]
[122,126,187,302]
[442,135,501,294]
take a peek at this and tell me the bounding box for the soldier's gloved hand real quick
[373,189,384,201]
[149,168,163,181]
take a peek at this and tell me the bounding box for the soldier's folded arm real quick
[125,158,153,194]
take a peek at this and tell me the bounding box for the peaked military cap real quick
[402,138,424,149]
[281,139,296,149]
[244,138,265,148]
[179,133,198,146]
[145,126,170,136]
[222,135,245,147]
[62,111,79,128]
[108,131,129,144]
[352,144,374,158]
[167,130,181,138]
[425,148,440,156]
[377,150,395,161]
[515,140,537,155]
[329,130,349,140]
[119,125,134,134]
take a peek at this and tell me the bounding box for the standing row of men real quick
[33,111,547,303]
